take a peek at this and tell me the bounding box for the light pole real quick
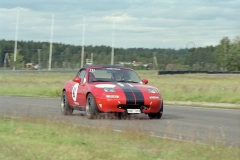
[13,9,19,71]
[153,52,158,70]
[48,14,54,71]
[37,49,43,69]
[4,52,10,70]
[110,20,115,65]
[81,17,85,68]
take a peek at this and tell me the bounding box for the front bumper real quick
[95,98,162,113]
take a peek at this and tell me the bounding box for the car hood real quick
[88,82,158,93]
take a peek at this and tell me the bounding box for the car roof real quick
[82,65,132,70]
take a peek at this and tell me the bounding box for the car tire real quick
[148,101,163,119]
[86,93,99,119]
[61,91,73,115]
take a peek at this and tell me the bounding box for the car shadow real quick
[70,111,183,120]
[161,114,183,120]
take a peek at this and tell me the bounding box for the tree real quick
[227,36,240,71]
[214,37,230,70]
[1,36,239,71]
[9,52,24,69]
[0,43,2,67]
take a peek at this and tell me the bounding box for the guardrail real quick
[1,69,240,74]
[158,70,240,75]
[0,69,78,73]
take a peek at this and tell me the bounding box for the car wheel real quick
[148,101,163,119]
[61,91,73,115]
[86,93,99,119]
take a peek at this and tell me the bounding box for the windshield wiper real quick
[116,80,128,82]
[92,80,113,82]
[116,80,139,83]
[129,81,139,83]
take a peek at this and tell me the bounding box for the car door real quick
[73,69,86,107]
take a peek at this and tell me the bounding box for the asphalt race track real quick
[0,96,239,146]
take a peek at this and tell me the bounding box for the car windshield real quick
[88,68,141,83]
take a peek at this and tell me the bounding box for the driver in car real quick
[113,72,122,81]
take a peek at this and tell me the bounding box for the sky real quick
[0,0,239,49]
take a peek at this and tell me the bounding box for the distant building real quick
[132,61,142,66]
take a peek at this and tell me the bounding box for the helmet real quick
[88,72,96,82]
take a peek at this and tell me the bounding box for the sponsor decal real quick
[89,69,95,72]
[74,101,79,105]
[106,68,120,70]
[72,83,79,101]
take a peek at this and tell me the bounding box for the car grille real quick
[117,105,149,110]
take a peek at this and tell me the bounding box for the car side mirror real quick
[142,79,148,84]
[73,77,81,83]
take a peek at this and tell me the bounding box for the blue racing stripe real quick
[117,83,135,105]
[126,83,144,106]
[117,83,145,105]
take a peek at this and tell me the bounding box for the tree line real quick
[0,36,239,71]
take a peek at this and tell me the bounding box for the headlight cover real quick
[104,88,116,92]
[147,88,158,93]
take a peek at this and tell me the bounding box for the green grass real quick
[137,71,240,104]
[0,72,70,97]
[0,116,239,160]
[0,71,239,104]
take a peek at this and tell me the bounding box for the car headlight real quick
[147,88,158,93]
[104,88,116,92]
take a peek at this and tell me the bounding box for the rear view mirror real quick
[73,77,81,83]
[142,79,148,84]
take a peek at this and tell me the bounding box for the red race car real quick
[60,65,163,119]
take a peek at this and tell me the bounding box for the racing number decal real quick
[72,83,79,101]
[89,69,95,72]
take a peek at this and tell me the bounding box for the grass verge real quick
[0,116,239,160]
